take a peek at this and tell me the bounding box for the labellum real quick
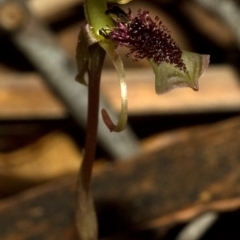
[101,7,210,94]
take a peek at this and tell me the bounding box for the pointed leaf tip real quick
[149,51,210,94]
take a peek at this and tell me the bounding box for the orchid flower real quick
[76,0,209,133]
[75,1,210,239]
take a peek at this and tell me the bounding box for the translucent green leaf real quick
[149,51,210,94]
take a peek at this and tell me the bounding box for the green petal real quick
[149,51,210,94]
[100,41,128,132]
[75,24,98,85]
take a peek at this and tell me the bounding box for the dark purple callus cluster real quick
[101,9,187,72]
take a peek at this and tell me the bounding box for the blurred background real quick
[0,0,240,239]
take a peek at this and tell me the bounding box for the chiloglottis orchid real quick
[76,0,210,132]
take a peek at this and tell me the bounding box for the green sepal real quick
[75,24,98,85]
[100,41,128,132]
[149,51,210,94]
[84,0,114,40]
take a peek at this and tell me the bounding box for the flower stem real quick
[76,43,105,240]
[81,44,105,191]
